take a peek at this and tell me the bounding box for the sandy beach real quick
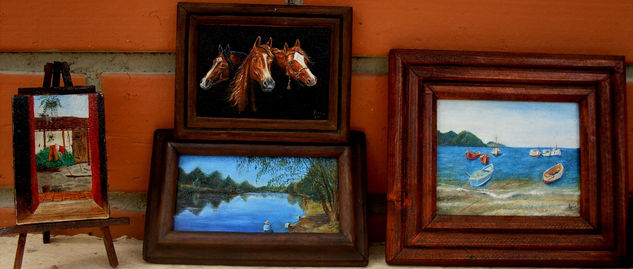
[437,179,580,216]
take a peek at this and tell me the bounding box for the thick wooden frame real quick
[143,130,367,266]
[386,50,628,266]
[174,3,352,143]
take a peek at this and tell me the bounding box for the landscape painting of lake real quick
[174,155,339,233]
[436,100,580,216]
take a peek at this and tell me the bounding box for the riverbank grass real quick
[290,199,339,233]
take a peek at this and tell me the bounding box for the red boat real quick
[465,150,481,160]
[479,153,490,165]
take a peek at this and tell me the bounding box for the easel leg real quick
[100,226,118,268]
[14,233,27,269]
[43,231,50,243]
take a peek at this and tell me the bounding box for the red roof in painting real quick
[34,116,89,130]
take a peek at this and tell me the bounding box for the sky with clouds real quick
[437,100,579,148]
[178,155,311,187]
[33,94,89,118]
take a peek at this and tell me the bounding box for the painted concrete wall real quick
[34,131,74,154]
[0,0,631,240]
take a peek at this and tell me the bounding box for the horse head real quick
[200,44,238,90]
[275,39,317,88]
[247,36,275,92]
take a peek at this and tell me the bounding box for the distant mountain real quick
[438,130,507,147]
[486,141,506,148]
[437,130,457,145]
[438,130,486,147]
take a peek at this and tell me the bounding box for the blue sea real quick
[437,146,580,216]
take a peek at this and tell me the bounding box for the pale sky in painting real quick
[33,94,89,118]
[179,155,311,187]
[437,100,580,148]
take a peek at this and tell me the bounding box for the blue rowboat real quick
[468,164,495,187]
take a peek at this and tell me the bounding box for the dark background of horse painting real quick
[196,25,332,120]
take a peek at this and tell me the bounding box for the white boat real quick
[541,149,551,157]
[529,149,541,157]
[543,163,564,184]
[491,136,502,156]
[550,146,562,156]
[467,164,495,187]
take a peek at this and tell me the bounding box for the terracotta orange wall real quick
[101,73,174,192]
[1,0,632,58]
[0,1,631,240]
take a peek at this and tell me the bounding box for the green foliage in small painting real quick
[35,147,75,170]
[178,167,266,194]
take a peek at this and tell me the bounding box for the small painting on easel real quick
[13,92,108,224]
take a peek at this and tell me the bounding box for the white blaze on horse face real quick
[200,57,224,88]
[210,57,222,73]
[293,51,305,66]
[262,54,272,79]
[202,57,222,80]
[294,51,316,81]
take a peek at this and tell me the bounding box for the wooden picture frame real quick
[13,87,109,225]
[174,3,352,143]
[143,129,367,266]
[386,50,628,266]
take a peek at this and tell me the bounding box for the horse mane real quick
[229,50,248,57]
[228,50,252,112]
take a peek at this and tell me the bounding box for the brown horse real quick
[272,39,317,90]
[228,36,275,112]
[199,44,246,90]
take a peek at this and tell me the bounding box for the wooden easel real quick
[0,218,130,268]
[3,62,130,269]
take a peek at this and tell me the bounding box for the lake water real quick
[437,146,580,216]
[174,192,306,233]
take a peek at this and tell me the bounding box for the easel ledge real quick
[0,217,130,235]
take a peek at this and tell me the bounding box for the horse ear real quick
[253,36,261,48]
[226,44,230,52]
[283,42,289,51]
[218,44,223,53]
[294,39,301,47]
[266,37,273,46]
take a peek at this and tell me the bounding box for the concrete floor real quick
[0,234,627,269]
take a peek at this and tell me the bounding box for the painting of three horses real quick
[195,25,332,120]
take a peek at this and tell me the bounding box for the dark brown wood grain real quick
[100,226,119,267]
[174,3,352,143]
[42,231,50,243]
[0,217,130,235]
[13,233,26,269]
[386,50,628,266]
[143,129,367,266]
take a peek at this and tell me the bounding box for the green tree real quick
[38,96,62,121]
[239,180,256,192]
[187,167,205,187]
[239,157,339,221]
[203,170,223,189]
[219,175,239,193]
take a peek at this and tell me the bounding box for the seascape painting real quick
[196,25,331,119]
[436,100,580,216]
[174,155,339,233]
